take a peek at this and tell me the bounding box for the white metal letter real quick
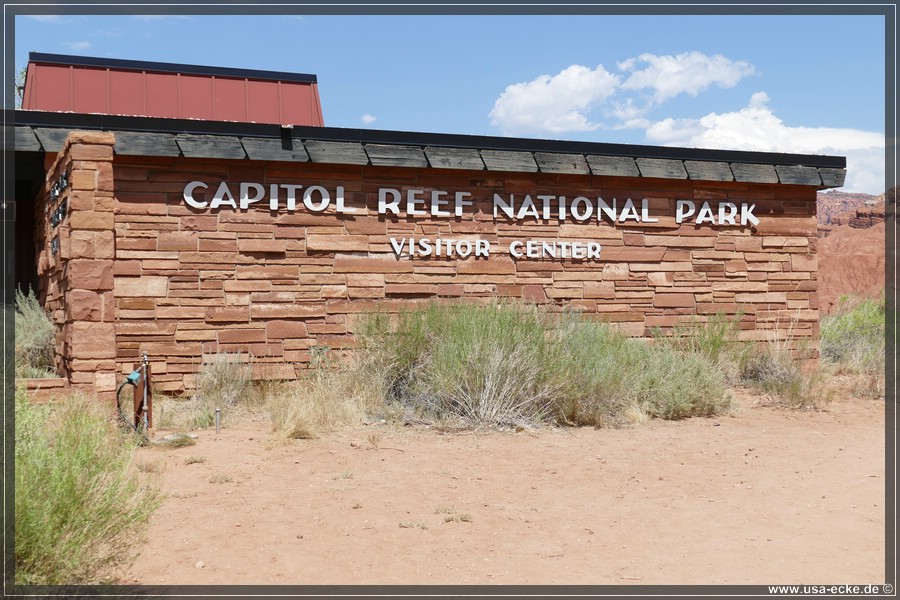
[183,181,208,209]
[379,188,401,215]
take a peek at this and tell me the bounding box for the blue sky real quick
[12,11,888,194]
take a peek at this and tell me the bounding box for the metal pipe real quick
[141,352,150,431]
[215,408,221,434]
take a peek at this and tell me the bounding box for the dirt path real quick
[123,390,886,586]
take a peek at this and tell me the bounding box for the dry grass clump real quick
[189,351,253,427]
[268,367,382,440]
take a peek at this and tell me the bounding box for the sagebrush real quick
[358,302,733,429]
[15,389,162,584]
[14,288,57,379]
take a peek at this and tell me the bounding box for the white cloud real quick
[62,41,92,51]
[24,15,62,22]
[644,92,885,193]
[489,64,619,136]
[361,114,376,125]
[619,51,756,103]
[486,52,883,193]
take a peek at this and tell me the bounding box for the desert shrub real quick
[820,294,885,375]
[189,351,253,428]
[737,345,821,408]
[554,317,731,426]
[14,288,57,378]
[359,302,732,429]
[15,388,162,584]
[360,302,563,428]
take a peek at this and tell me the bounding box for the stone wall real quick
[35,132,118,398]
[36,131,820,396]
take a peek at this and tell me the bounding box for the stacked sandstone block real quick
[36,132,118,398]
[38,133,819,396]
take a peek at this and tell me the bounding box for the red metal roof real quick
[21,52,324,127]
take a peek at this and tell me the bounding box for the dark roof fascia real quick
[28,52,318,84]
[13,109,847,170]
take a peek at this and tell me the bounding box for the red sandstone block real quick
[306,235,370,252]
[265,320,309,339]
[115,193,168,216]
[583,281,615,299]
[790,254,817,272]
[629,262,692,273]
[68,259,114,290]
[235,265,300,279]
[644,235,717,248]
[600,264,629,281]
[303,319,347,335]
[647,272,673,287]
[93,231,115,259]
[598,248,667,262]
[68,131,115,146]
[68,322,116,359]
[114,276,168,297]
[754,217,816,236]
[348,287,385,299]
[180,215,219,231]
[200,239,238,252]
[67,290,103,321]
[71,170,97,191]
[734,292,787,303]
[711,282,769,292]
[205,307,250,322]
[69,191,93,211]
[224,280,272,292]
[514,261,564,273]
[69,211,114,231]
[118,321,177,335]
[653,293,695,308]
[238,239,287,254]
[342,218,387,235]
[544,287,580,300]
[158,232,198,251]
[140,341,203,356]
[334,255,414,274]
[218,329,267,344]
[522,285,547,302]
[69,231,95,259]
[321,285,348,299]
[623,233,645,246]
[434,284,464,297]
[457,257,515,275]
[346,273,384,287]
[385,284,437,296]
[250,303,326,319]
[69,143,113,162]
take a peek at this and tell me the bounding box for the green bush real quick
[359,302,732,429]
[15,388,161,584]
[14,288,57,378]
[555,316,731,426]
[820,294,885,373]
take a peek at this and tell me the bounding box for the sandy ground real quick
[122,386,887,587]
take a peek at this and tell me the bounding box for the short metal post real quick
[215,408,221,434]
